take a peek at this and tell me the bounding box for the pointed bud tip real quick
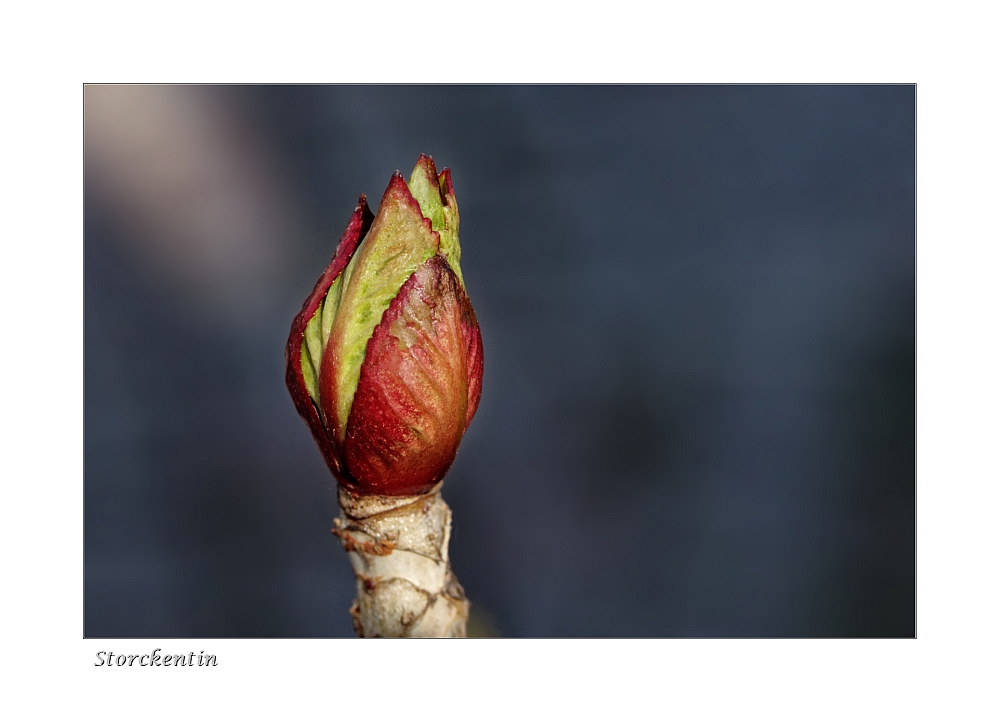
[416,153,439,177]
[384,168,440,237]
[384,171,418,203]
[438,167,454,198]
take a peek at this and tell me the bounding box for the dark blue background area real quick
[85,86,914,637]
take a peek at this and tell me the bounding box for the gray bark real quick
[333,483,469,637]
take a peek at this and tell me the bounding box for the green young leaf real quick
[407,161,446,232]
[323,175,440,440]
[437,170,463,289]
[408,158,464,288]
[301,312,321,405]
[299,272,344,406]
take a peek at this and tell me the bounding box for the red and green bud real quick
[285,155,483,496]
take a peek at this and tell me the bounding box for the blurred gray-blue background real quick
[85,85,914,637]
